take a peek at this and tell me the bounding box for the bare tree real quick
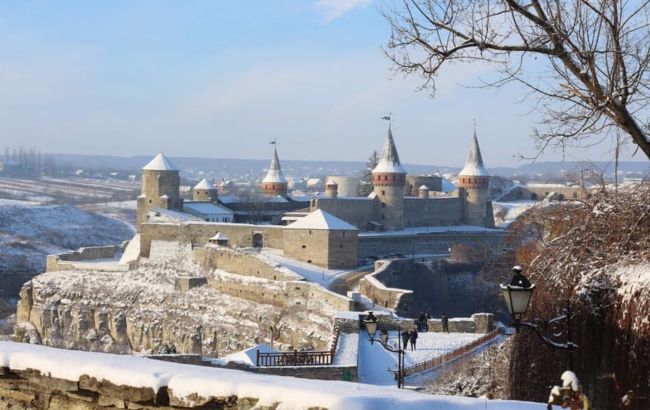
[384,0,650,159]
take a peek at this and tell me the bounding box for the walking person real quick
[409,328,418,351]
[441,313,449,333]
[401,329,409,350]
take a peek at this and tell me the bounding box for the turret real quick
[192,178,218,202]
[458,132,494,227]
[418,185,430,199]
[136,153,182,232]
[372,125,406,230]
[262,145,288,196]
[325,179,338,198]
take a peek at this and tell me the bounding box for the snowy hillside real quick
[0,204,134,274]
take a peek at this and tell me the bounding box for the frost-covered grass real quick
[0,341,546,409]
[0,204,134,274]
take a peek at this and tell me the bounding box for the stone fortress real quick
[14,125,505,381]
[134,124,501,270]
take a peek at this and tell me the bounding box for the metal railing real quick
[402,328,501,376]
[256,321,342,367]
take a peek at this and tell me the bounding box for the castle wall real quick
[327,231,358,269]
[405,175,442,195]
[358,231,506,261]
[207,274,354,312]
[139,222,284,258]
[311,197,377,230]
[283,229,358,269]
[282,229,331,268]
[403,196,463,227]
[358,259,413,314]
[45,245,131,272]
[499,185,589,201]
[192,247,299,281]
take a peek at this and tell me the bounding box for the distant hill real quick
[48,153,648,180]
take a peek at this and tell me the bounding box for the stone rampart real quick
[193,246,299,281]
[45,245,131,272]
[358,259,413,314]
[335,312,494,334]
[358,230,505,261]
[139,222,284,258]
[207,273,354,312]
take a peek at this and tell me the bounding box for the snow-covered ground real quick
[492,200,537,227]
[259,249,354,286]
[0,341,546,409]
[0,204,134,274]
[358,331,484,386]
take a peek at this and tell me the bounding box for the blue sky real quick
[0,0,637,167]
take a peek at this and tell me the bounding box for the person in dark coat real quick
[409,329,418,350]
[418,312,426,331]
[401,329,410,350]
[441,314,449,333]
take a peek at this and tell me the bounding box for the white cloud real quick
[314,0,372,22]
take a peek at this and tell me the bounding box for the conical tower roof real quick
[372,125,407,174]
[193,178,212,190]
[459,132,489,177]
[262,145,287,184]
[142,153,178,171]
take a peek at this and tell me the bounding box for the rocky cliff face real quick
[15,253,335,357]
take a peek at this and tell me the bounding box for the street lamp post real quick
[364,313,406,388]
[500,266,578,351]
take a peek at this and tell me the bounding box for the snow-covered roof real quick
[142,153,178,171]
[286,209,358,231]
[148,208,202,223]
[261,146,288,184]
[326,179,338,186]
[193,178,212,190]
[209,232,229,241]
[459,132,489,177]
[184,202,233,216]
[372,126,407,174]
[419,185,429,190]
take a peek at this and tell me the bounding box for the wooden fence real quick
[256,321,342,367]
[402,328,502,376]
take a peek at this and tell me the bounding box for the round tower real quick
[136,153,181,232]
[325,180,338,198]
[458,132,494,227]
[418,185,430,199]
[192,178,218,202]
[372,125,406,230]
[262,144,288,196]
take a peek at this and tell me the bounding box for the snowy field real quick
[0,341,546,409]
[0,177,138,205]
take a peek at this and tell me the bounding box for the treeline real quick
[2,147,57,178]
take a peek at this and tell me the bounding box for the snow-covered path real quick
[357,331,483,386]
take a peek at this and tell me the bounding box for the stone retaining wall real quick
[207,274,354,312]
[45,244,131,272]
[0,368,260,409]
[358,259,414,314]
[192,246,299,281]
[358,231,505,261]
[335,312,494,334]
